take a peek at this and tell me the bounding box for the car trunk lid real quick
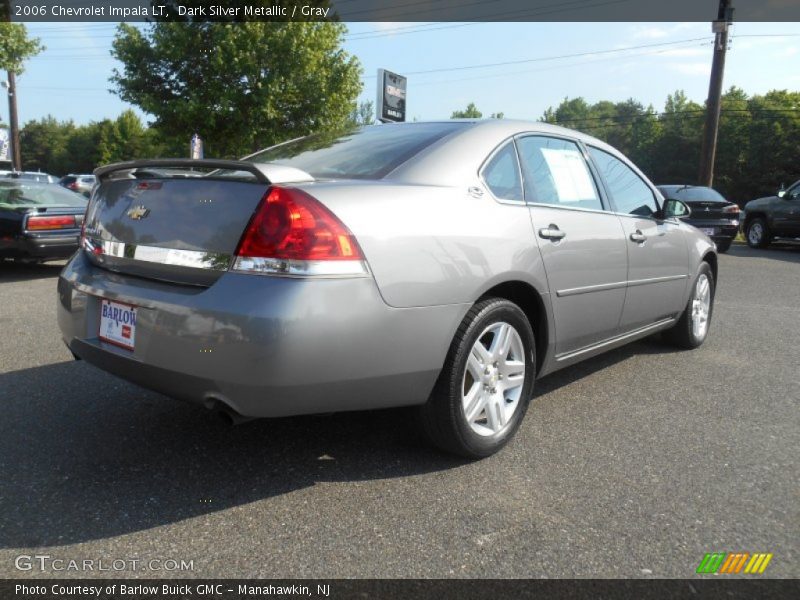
[83,159,313,286]
[683,200,737,220]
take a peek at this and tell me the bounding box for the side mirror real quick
[777,189,786,198]
[662,198,691,219]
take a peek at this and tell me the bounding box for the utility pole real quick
[6,71,21,171]
[698,0,734,187]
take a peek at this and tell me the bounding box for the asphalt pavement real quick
[0,243,798,578]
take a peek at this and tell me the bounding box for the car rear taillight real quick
[68,182,79,191]
[233,187,367,277]
[26,215,77,231]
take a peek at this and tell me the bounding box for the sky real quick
[8,21,800,128]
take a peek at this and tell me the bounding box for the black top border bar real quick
[6,0,800,23]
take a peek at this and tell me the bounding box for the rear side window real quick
[245,122,466,180]
[516,136,602,211]
[481,142,523,202]
[0,182,87,209]
[588,147,658,217]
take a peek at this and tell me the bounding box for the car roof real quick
[384,118,635,186]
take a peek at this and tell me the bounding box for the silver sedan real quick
[57,120,716,457]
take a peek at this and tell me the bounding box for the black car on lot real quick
[741,180,800,248]
[0,180,87,264]
[657,185,740,253]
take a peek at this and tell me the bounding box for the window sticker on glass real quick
[540,148,597,203]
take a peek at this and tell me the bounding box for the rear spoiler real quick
[94,159,314,185]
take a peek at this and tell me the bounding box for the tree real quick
[349,100,375,126]
[111,22,362,158]
[0,22,44,74]
[650,90,704,184]
[19,112,164,175]
[451,102,482,119]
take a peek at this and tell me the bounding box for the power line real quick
[362,37,714,78]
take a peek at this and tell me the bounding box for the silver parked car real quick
[59,174,97,197]
[57,120,716,457]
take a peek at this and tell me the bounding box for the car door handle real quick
[629,230,647,243]
[539,225,566,240]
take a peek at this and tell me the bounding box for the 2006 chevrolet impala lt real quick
[57,120,717,457]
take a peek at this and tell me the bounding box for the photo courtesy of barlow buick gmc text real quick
[0,0,798,598]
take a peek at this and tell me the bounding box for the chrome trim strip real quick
[556,280,628,297]
[555,318,676,362]
[232,256,370,278]
[86,238,231,271]
[556,274,688,297]
[626,274,688,288]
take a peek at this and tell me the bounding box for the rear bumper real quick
[685,219,739,241]
[1,231,80,260]
[57,252,468,417]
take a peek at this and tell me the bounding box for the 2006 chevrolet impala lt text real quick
[57,120,716,457]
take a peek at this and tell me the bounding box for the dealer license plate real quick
[99,299,137,350]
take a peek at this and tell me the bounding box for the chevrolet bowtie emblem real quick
[126,205,150,220]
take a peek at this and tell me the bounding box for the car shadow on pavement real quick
[0,260,67,283]
[726,241,800,264]
[0,334,680,549]
[0,360,468,549]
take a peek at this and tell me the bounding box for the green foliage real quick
[0,23,44,74]
[20,111,166,175]
[110,22,362,158]
[540,88,800,204]
[349,100,375,126]
[451,102,483,119]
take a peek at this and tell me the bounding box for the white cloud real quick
[630,22,706,40]
[667,62,712,76]
[775,46,799,58]
[631,26,670,39]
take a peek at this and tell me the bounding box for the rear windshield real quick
[60,176,78,184]
[0,181,88,209]
[6,173,54,183]
[244,122,467,179]
[658,186,726,202]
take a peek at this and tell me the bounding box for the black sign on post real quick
[377,69,407,123]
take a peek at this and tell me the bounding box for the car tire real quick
[418,297,536,459]
[746,217,770,248]
[663,262,715,349]
[715,239,732,253]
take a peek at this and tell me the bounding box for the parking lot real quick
[0,243,797,579]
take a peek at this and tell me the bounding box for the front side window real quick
[589,147,658,217]
[516,136,602,211]
[481,141,523,202]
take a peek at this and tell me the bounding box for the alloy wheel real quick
[691,274,711,340]
[748,222,763,245]
[461,322,526,436]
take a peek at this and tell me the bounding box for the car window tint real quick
[0,182,87,209]
[589,147,658,217]
[482,142,523,202]
[245,122,467,180]
[659,186,726,203]
[516,136,602,210]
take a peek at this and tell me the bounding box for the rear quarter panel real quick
[299,181,547,308]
